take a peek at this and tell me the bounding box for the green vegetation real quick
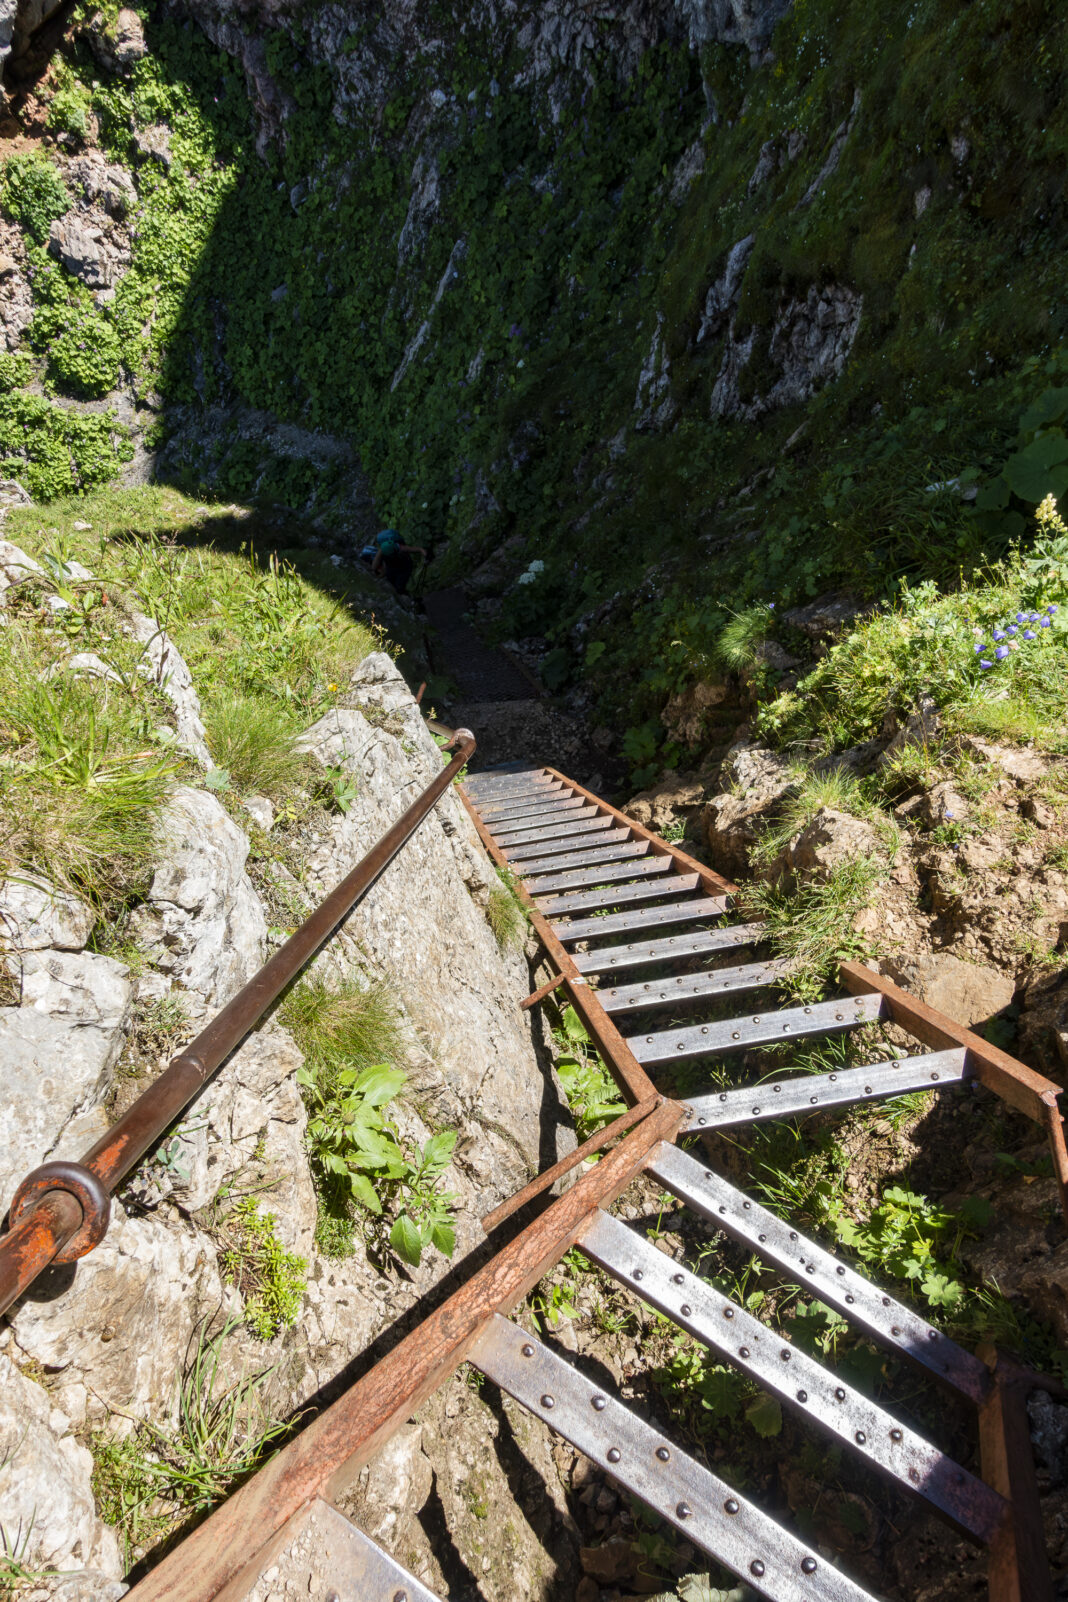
[216,1198,306,1340]
[485,865,528,950]
[738,859,881,1002]
[551,1004,625,1139]
[91,1319,289,1567]
[203,691,303,798]
[0,152,70,245]
[282,977,459,1267]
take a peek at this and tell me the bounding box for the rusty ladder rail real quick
[14,757,1064,1602]
[0,729,477,1318]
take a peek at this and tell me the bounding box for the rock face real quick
[878,952,1015,1031]
[678,0,793,53]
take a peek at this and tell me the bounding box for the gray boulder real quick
[0,875,94,950]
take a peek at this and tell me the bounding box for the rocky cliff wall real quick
[0,523,568,1593]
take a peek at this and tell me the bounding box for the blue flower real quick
[995,645,1009,660]
[1050,604,1060,614]
[979,659,993,669]
[1017,611,1026,623]
[992,629,1005,641]
[1023,629,1036,640]
[974,642,985,653]
[1029,612,1041,622]
[1041,617,1052,628]
[1006,624,1018,636]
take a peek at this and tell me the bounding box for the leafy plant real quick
[216,1198,306,1340]
[552,1004,625,1138]
[0,152,70,244]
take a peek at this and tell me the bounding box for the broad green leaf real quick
[1019,387,1068,433]
[1003,434,1068,502]
[422,1130,457,1171]
[322,1152,348,1175]
[745,1391,783,1438]
[697,1365,743,1420]
[295,1065,315,1087]
[349,1172,382,1214]
[430,1219,456,1257]
[354,1066,407,1107]
[390,1212,423,1266]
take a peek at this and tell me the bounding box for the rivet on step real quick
[676,1502,692,1520]
[731,1031,740,1040]
[719,1205,727,1215]
[698,1118,707,1126]
[835,1388,846,1401]
[752,1106,761,1115]
[797,1390,808,1404]
[681,1304,692,1316]
[810,1096,818,1104]
[719,1093,728,1102]
[724,1499,739,1515]
[540,1394,555,1409]
[836,1266,846,1276]
[891,1326,901,1337]
[835,1013,843,1021]
[522,1344,535,1357]
[607,1448,621,1464]
[931,1072,940,1080]
[890,1429,903,1442]
[773,1084,782,1093]
[723,1308,735,1319]
[743,1201,752,1210]
[855,1431,867,1446]
[672,1273,684,1284]
[780,1349,791,1362]
[739,1346,750,1359]
[864,1086,872,1094]
[928,1329,939,1340]
[591,1396,607,1411]
[750,1560,766,1578]
[789,1231,798,1240]
[829,1073,837,1082]
[633,1269,644,1281]
[909,1468,921,1484]
[882,1297,891,1307]
[801,1557,818,1575]
[656,1447,670,1462]
[677,1042,685,1051]
[758,1233,766,1242]
[393,1592,408,1602]
[846,1294,855,1304]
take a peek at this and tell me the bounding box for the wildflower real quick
[992,629,1005,641]
[1041,617,1052,628]
[995,645,1009,660]
[1023,629,1036,640]
[1049,604,1059,614]
[1006,624,1018,636]
[1016,612,1026,623]
[979,659,993,669]
[973,643,984,654]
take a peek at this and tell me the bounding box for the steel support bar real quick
[648,1143,991,1405]
[840,962,1068,1225]
[573,923,767,975]
[684,1049,968,1131]
[579,1210,1005,1542]
[629,993,883,1065]
[551,895,730,944]
[0,732,477,1318]
[124,1102,685,1602]
[470,1314,878,1602]
[979,1357,1055,1602]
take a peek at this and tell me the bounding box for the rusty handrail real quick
[0,727,476,1319]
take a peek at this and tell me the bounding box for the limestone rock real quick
[0,476,31,506]
[623,771,707,834]
[702,744,794,876]
[129,786,268,1004]
[722,742,794,802]
[8,1201,227,1432]
[957,735,1053,784]
[878,952,1014,1031]
[0,975,131,1213]
[880,693,942,764]
[343,1421,433,1553]
[14,948,132,1029]
[678,0,793,54]
[47,213,129,292]
[662,678,730,745]
[633,312,677,432]
[0,1355,122,1581]
[82,5,147,74]
[0,875,94,950]
[0,537,44,585]
[243,794,275,831]
[65,153,137,219]
[46,650,123,684]
[786,806,882,882]
[782,590,863,638]
[126,609,212,766]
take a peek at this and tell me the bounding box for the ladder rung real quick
[504,821,621,860]
[574,923,766,974]
[510,840,649,875]
[479,795,584,823]
[647,1144,991,1405]
[496,807,602,845]
[554,895,729,943]
[601,957,789,1013]
[466,768,551,790]
[468,780,558,803]
[628,994,883,1065]
[471,1314,879,1602]
[685,1049,968,1131]
[537,872,699,917]
[522,857,673,895]
[579,1212,1004,1542]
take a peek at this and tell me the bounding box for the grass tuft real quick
[739,857,882,1001]
[485,866,529,950]
[203,691,304,797]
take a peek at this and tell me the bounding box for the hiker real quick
[372,528,427,595]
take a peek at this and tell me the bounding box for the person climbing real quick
[371,528,427,596]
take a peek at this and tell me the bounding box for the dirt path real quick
[422,587,616,784]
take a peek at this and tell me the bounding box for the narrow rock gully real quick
[122,736,1068,1602]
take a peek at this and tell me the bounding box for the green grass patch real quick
[215,1198,306,1340]
[485,866,528,951]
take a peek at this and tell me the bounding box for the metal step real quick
[578,1210,1004,1542]
[477,795,585,824]
[467,779,558,802]
[628,993,884,1065]
[224,1496,443,1602]
[509,839,649,875]
[522,856,674,895]
[503,819,619,859]
[684,1048,968,1131]
[494,807,601,844]
[647,1144,991,1404]
[600,957,789,1013]
[536,872,700,917]
[552,894,730,943]
[466,767,551,788]
[471,1313,878,1602]
[575,922,766,974]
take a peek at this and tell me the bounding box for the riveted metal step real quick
[552,894,730,943]
[647,1144,991,1404]
[574,922,767,974]
[503,819,620,858]
[494,807,602,844]
[578,1210,1005,1542]
[478,795,586,824]
[509,837,647,874]
[226,1497,443,1602]
[536,872,700,917]
[684,1048,969,1131]
[628,993,884,1065]
[470,1314,878,1602]
[522,856,674,895]
[599,957,790,1013]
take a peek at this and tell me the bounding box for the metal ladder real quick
[128,762,1067,1602]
